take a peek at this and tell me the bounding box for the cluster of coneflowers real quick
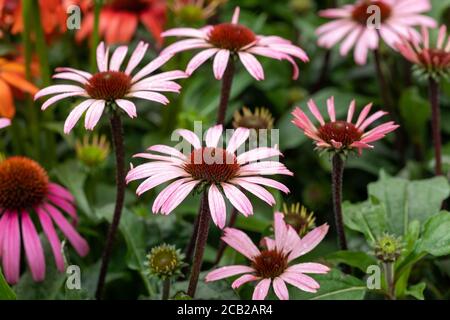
[0,0,447,301]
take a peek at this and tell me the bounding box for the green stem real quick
[383,262,396,300]
[162,278,171,300]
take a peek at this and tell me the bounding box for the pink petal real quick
[127,91,169,105]
[233,180,275,206]
[52,72,88,84]
[307,99,325,126]
[0,118,11,129]
[147,145,187,159]
[222,227,260,260]
[281,272,319,293]
[231,7,240,24]
[0,213,8,258]
[287,262,330,274]
[205,265,254,282]
[125,41,149,75]
[208,184,227,229]
[64,99,95,134]
[44,203,89,257]
[34,85,85,100]
[289,224,329,261]
[226,127,250,153]
[274,212,288,250]
[236,147,282,164]
[252,278,271,300]
[131,54,174,83]
[232,274,259,289]
[238,52,264,80]
[355,103,373,127]
[160,39,211,56]
[175,129,201,149]
[162,27,207,38]
[21,211,46,282]
[84,100,106,130]
[233,176,290,194]
[115,99,137,118]
[96,42,109,72]
[152,178,192,213]
[347,100,356,123]
[47,194,77,222]
[36,207,65,272]
[54,67,91,79]
[327,96,336,122]
[358,111,387,131]
[205,124,223,147]
[41,92,84,111]
[273,278,289,300]
[213,49,230,80]
[2,211,21,284]
[109,46,128,71]
[221,183,253,216]
[186,48,219,75]
[160,180,198,214]
[135,170,187,195]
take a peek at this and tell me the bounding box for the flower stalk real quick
[162,278,171,300]
[216,59,235,125]
[428,77,442,176]
[331,153,348,251]
[96,110,126,300]
[383,262,396,300]
[187,192,211,297]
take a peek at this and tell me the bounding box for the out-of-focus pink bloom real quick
[397,25,450,79]
[206,212,330,300]
[127,124,292,229]
[0,117,10,129]
[34,42,187,133]
[161,7,309,80]
[75,0,166,45]
[0,156,89,284]
[292,97,399,154]
[316,0,436,65]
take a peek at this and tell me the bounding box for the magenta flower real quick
[291,97,399,154]
[397,25,450,79]
[160,7,309,80]
[126,125,292,228]
[0,157,89,284]
[206,212,330,300]
[316,0,436,65]
[0,118,10,129]
[34,41,187,133]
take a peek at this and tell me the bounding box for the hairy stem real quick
[383,262,396,300]
[216,59,236,125]
[187,192,211,298]
[162,278,171,300]
[95,112,126,300]
[331,154,348,251]
[429,78,442,176]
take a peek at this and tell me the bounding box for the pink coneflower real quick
[0,117,10,129]
[291,97,399,155]
[397,25,450,79]
[126,124,292,229]
[161,7,309,80]
[206,212,329,300]
[34,41,186,133]
[316,0,436,65]
[0,156,89,284]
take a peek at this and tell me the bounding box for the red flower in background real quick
[0,0,67,38]
[76,0,166,45]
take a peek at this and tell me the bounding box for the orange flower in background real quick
[76,0,166,45]
[0,57,38,119]
[0,0,67,37]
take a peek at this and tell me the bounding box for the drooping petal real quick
[186,49,219,75]
[221,183,253,216]
[213,49,230,80]
[21,211,46,282]
[84,99,106,130]
[115,99,137,118]
[286,263,330,274]
[238,52,264,81]
[289,224,329,261]
[273,278,289,300]
[232,274,259,289]
[252,278,271,300]
[2,211,21,284]
[205,265,254,282]
[64,99,95,134]
[208,184,227,229]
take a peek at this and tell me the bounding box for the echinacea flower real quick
[0,57,39,119]
[0,0,67,38]
[76,0,166,45]
[291,97,399,155]
[161,7,309,80]
[34,41,187,133]
[316,0,436,65]
[206,212,330,300]
[0,156,89,284]
[0,117,10,129]
[127,124,292,228]
[397,25,450,80]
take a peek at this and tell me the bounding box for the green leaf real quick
[343,201,388,242]
[52,160,93,219]
[399,87,430,146]
[325,251,377,272]
[405,282,427,300]
[290,269,366,300]
[0,269,16,300]
[417,211,450,256]
[368,173,450,235]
